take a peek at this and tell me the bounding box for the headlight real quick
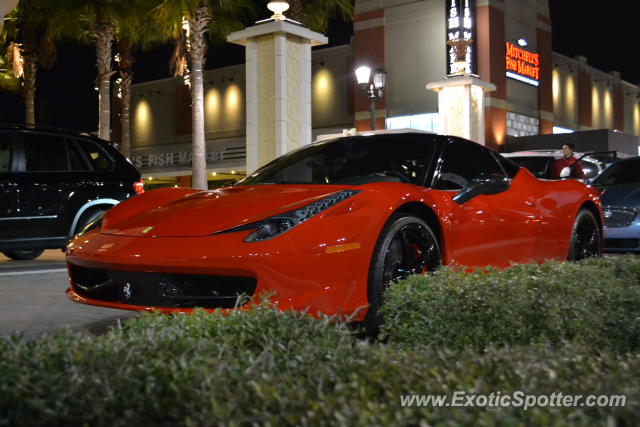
[603,206,637,228]
[218,190,360,242]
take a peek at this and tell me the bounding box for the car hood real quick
[598,183,640,208]
[101,185,354,237]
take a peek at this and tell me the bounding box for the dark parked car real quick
[502,150,606,180]
[592,157,640,253]
[0,124,143,260]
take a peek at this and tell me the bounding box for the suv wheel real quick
[2,249,45,261]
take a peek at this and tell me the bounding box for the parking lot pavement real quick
[0,253,137,338]
[0,249,66,272]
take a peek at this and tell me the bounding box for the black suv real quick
[0,124,143,260]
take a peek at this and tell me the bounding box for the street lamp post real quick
[355,66,387,130]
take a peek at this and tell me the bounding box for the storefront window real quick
[553,126,574,134]
[506,112,539,137]
[386,113,440,133]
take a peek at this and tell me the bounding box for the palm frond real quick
[301,0,354,33]
[169,37,188,76]
[0,52,20,92]
[6,42,23,78]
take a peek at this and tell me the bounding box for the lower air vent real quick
[604,238,640,250]
[69,264,256,308]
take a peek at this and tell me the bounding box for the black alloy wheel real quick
[364,213,441,333]
[567,209,602,261]
[2,249,45,261]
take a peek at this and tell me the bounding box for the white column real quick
[228,21,327,173]
[245,39,259,173]
[427,75,496,145]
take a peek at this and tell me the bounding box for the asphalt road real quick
[0,250,137,338]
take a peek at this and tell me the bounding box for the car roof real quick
[502,150,602,162]
[0,123,112,147]
[605,156,640,165]
[503,150,562,157]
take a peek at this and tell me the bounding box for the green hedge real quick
[381,256,640,352]
[1,257,640,425]
[0,308,638,426]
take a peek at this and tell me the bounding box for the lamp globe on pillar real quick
[267,1,289,21]
[354,66,387,130]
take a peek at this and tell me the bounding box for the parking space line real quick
[0,268,67,276]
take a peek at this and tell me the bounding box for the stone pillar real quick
[427,75,496,145]
[228,22,327,173]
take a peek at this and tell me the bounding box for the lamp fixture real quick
[354,66,387,130]
[355,66,371,86]
[267,1,289,21]
[255,1,301,25]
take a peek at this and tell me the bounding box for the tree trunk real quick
[22,54,36,127]
[118,38,134,158]
[94,21,114,141]
[119,71,133,158]
[21,31,38,128]
[188,6,211,190]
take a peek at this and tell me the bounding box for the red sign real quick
[505,42,539,82]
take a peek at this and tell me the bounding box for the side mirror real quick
[452,173,510,205]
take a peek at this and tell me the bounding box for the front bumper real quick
[65,215,375,319]
[68,263,256,309]
[603,224,640,253]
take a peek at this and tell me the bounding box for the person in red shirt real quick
[550,143,585,179]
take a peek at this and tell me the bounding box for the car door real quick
[0,132,22,239]
[11,132,75,239]
[434,138,541,268]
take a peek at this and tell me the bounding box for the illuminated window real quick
[386,113,441,133]
[506,112,539,137]
[553,126,575,134]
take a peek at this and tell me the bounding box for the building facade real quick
[117,0,640,187]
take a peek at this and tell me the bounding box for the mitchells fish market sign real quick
[131,145,246,171]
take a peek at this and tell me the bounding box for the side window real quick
[0,133,11,172]
[494,153,521,178]
[22,133,68,171]
[581,160,600,180]
[435,139,505,190]
[77,140,113,171]
[67,140,91,171]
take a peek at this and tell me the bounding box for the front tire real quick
[364,213,441,333]
[567,209,601,261]
[2,249,45,261]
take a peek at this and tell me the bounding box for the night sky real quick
[0,1,635,132]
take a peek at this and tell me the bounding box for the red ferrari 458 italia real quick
[66,132,602,328]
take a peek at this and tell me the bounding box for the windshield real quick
[593,159,640,186]
[508,157,551,178]
[509,155,600,180]
[237,134,437,186]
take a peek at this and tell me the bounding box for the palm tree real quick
[286,0,353,32]
[2,0,57,127]
[49,0,133,141]
[154,0,254,190]
[0,49,20,92]
[114,0,163,157]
